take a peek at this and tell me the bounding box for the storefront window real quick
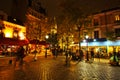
[0,45,18,57]
[13,29,18,38]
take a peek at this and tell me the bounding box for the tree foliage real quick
[46,33,58,47]
[58,0,85,25]
[56,0,93,45]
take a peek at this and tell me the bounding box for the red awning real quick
[29,39,49,45]
[29,39,40,44]
[39,41,49,45]
[0,38,29,46]
[18,39,29,46]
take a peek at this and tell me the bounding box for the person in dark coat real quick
[16,46,25,65]
[91,50,94,58]
[117,50,120,60]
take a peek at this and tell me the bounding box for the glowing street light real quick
[85,35,89,61]
[45,35,49,58]
[45,35,49,39]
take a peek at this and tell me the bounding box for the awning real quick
[81,40,120,46]
[39,41,49,45]
[29,39,40,44]
[29,39,49,45]
[0,38,29,46]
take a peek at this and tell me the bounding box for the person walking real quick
[110,52,119,66]
[117,50,120,65]
[80,50,84,61]
[33,49,37,61]
[90,49,94,62]
[16,46,25,65]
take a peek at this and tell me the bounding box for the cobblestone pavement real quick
[0,55,120,80]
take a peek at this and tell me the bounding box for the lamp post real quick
[77,25,81,60]
[65,36,69,66]
[45,35,49,58]
[85,35,89,61]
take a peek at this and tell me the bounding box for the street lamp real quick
[85,35,89,61]
[46,35,49,39]
[45,35,49,58]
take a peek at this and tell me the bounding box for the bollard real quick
[9,60,12,64]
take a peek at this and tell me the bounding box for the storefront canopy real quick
[39,41,49,45]
[81,40,120,46]
[0,38,29,46]
[29,39,49,45]
[29,39,40,44]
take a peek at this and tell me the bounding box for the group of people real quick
[51,47,63,58]
[109,51,120,66]
[15,46,120,66]
[67,49,95,62]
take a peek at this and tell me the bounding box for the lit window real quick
[5,32,11,37]
[19,32,25,40]
[115,15,120,21]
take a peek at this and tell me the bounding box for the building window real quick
[13,28,19,38]
[94,31,99,39]
[114,14,120,24]
[93,19,99,26]
[115,15,120,21]
[115,28,120,37]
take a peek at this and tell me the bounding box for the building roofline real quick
[92,7,120,15]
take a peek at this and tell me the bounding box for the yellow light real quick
[19,32,25,40]
[5,32,11,37]
[4,29,13,38]
[45,35,49,39]
[85,35,89,39]
[2,20,26,39]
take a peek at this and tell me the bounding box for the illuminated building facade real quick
[25,0,48,41]
[81,7,120,57]
[0,11,26,40]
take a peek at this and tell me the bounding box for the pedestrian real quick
[75,50,80,60]
[16,46,25,65]
[90,49,94,62]
[33,49,37,61]
[109,52,119,66]
[80,49,84,61]
[117,50,120,60]
[117,50,120,65]
[52,48,55,57]
[55,48,58,58]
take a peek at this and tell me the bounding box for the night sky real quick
[40,0,120,17]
